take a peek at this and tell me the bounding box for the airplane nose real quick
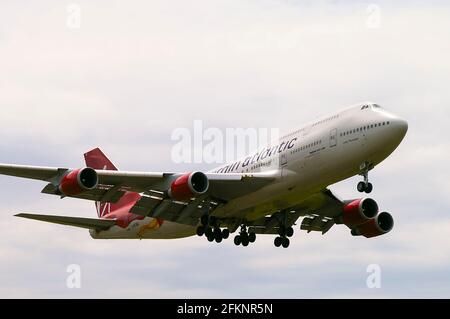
[387,116,408,144]
[394,117,408,138]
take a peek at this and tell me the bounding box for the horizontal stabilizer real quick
[15,213,116,230]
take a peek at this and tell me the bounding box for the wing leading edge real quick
[15,213,116,230]
[0,163,276,200]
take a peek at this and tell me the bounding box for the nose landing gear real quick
[357,162,374,194]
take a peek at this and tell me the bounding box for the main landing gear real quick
[234,225,256,247]
[274,225,294,248]
[273,211,294,248]
[357,162,374,194]
[196,215,230,244]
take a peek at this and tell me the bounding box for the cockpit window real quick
[361,104,370,110]
[372,104,382,108]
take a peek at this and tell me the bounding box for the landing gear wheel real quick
[205,227,213,238]
[234,235,241,246]
[222,229,230,239]
[213,228,222,243]
[358,162,374,193]
[357,181,366,193]
[241,237,249,247]
[215,234,223,243]
[213,227,222,238]
[274,237,283,247]
[196,226,205,237]
[248,232,256,243]
[207,235,215,242]
[286,227,294,238]
[282,237,290,248]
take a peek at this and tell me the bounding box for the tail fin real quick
[84,148,141,218]
[84,148,118,171]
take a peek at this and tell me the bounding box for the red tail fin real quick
[84,148,118,171]
[84,148,141,218]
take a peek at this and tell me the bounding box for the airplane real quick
[0,102,408,248]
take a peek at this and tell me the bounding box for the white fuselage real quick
[92,102,408,239]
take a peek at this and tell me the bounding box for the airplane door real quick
[330,128,337,147]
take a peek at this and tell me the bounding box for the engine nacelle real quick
[342,198,379,228]
[168,172,209,201]
[351,212,394,238]
[58,168,99,196]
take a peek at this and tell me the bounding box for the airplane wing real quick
[0,162,344,231]
[0,163,276,202]
[0,164,171,190]
[15,213,116,230]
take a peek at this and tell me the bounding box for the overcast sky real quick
[0,0,449,298]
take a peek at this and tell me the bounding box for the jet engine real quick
[351,212,394,238]
[342,198,379,228]
[168,172,209,201]
[58,168,99,196]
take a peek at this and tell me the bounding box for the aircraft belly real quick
[91,218,196,240]
[214,171,329,221]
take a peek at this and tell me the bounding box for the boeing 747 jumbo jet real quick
[0,102,407,248]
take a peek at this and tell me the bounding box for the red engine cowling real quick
[168,172,209,201]
[342,198,379,228]
[58,168,99,196]
[351,212,394,238]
